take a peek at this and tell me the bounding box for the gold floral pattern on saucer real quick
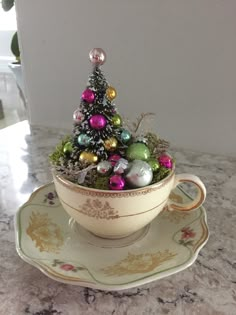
[15,183,209,291]
[26,211,64,253]
[101,250,177,276]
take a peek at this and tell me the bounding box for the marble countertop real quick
[0,120,236,315]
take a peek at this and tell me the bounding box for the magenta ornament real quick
[109,174,125,190]
[89,48,106,66]
[89,114,107,130]
[108,154,121,166]
[158,154,173,169]
[82,89,95,103]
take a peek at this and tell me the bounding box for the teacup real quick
[53,168,206,239]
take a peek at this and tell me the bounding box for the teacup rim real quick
[52,164,175,195]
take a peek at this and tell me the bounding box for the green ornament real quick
[112,114,122,127]
[148,158,160,172]
[63,142,73,154]
[126,143,151,161]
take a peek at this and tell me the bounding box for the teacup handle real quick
[168,174,206,212]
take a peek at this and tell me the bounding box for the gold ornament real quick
[112,114,122,127]
[106,86,117,101]
[104,137,118,151]
[79,151,98,164]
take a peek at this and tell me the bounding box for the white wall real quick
[16,0,236,156]
[0,31,14,56]
[0,8,17,72]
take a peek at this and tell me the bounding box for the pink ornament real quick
[108,154,121,166]
[109,175,125,190]
[73,108,83,123]
[89,114,107,130]
[158,154,173,169]
[82,89,95,103]
[89,48,106,66]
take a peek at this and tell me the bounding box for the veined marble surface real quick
[0,120,236,315]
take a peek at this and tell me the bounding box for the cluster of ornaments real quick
[62,48,173,191]
[96,150,173,190]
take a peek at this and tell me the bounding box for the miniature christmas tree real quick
[71,49,126,163]
[50,48,172,190]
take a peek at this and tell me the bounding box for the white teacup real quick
[53,169,206,239]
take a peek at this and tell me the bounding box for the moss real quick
[49,135,72,166]
[146,132,160,155]
[94,176,110,190]
[151,166,171,184]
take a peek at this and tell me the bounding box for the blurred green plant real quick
[2,0,20,62]
[2,0,14,11]
[11,31,20,61]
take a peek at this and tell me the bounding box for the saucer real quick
[15,183,209,291]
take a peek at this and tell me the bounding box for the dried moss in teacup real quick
[49,135,71,166]
[151,166,171,184]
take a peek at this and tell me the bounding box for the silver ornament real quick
[135,136,148,145]
[97,160,112,175]
[73,108,83,124]
[125,160,153,188]
[114,158,129,175]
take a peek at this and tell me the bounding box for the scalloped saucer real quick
[15,183,209,291]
